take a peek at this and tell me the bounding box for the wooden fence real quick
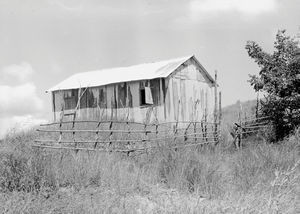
[34,119,220,153]
[231,116,271,148]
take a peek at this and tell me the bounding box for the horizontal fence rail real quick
[232,115,271,148]
[34,119,220,153]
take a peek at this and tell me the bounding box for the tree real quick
[245,30,300,140]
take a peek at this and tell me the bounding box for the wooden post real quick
[201,121,205,142]
[58,106,64,144]
[108,121,113,150]
[94,121,101,149]
[52,92,56,121]
[214,70,218,143]
[144,123,148,149]
[238,110,242,149]
[194,122,197,143]
[173,121,178,144]
[127,121,131,147]
[155,122,159,140]
[154,121,161,152]
[256,91,259,119]
[204,108,207,142]
[72,111,77,153]
[219,91,222,126]
[184,122,191,142]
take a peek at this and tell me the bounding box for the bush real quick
[245,30,300,140]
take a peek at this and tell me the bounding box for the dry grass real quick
[0,127,299,213]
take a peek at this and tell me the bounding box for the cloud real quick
[0,62,34,83]
[0,83,43,116]
[0,115,46,138]
[50,0,84,12]
[0,61,46,138]
[189,0,277,17]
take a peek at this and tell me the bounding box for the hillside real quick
[221,99,257,127]
[0,127,299,213]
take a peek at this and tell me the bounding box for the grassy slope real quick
[222,99,257,126]
[0,127,299,213]
[220,100,258,143]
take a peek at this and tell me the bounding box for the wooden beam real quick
[214,70,218,143]
[219,91,222,126]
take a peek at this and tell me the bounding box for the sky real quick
[0,0,299,137]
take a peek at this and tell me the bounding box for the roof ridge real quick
[46,55,203,92]
[80,55,194,74]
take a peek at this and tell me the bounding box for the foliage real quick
[245,30,300,140]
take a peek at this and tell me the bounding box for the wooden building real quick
[47,55,219,123]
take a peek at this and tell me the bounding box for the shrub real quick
[245,30,300,140]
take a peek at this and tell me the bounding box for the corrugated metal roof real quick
[47,55,215,92]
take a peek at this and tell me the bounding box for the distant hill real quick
[221,99,258,127]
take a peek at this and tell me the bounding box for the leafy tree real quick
[245,30,300,140]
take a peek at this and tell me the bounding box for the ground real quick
[0,126,299,213]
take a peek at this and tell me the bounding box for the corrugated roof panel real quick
[47,55,214,92]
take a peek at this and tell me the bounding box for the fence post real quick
[204,109,208,142]
[238,111,242,148]
[173,121,178,145]
[256,91,259,119]
[214,70,218,144]
[72,113,78,153]
[108,121,113,151]
[194,122,197,143]
[200,121,204,142]
[155,122,158,140]
[127,121,131,148]
[58,106,64,144]
[184,122,191,142]
[219,91,222,126]
[154,122,159,151]
[218,91,222,144]
[143,123,149,150]
[94,119,102,149]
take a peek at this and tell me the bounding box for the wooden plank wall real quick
[164,58,215,123]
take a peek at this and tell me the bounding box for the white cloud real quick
[0,115,46,138]
[0,83,43,116]
[0,62,46,138]
[0,62,34,83]
[49,0,84,12]
[189,0,276,17]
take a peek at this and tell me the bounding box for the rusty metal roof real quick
[47,55,215,92]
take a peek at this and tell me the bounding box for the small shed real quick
[47,55,219,123]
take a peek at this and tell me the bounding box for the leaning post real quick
[238,111,242,149]
[214,70,218,144]
[218,91,222,137]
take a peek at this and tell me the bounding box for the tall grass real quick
[0,127,299,213]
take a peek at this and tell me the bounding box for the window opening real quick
[64,89,78,110]
[140,86,153,106]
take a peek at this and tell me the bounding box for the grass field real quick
[0,126,299,213]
